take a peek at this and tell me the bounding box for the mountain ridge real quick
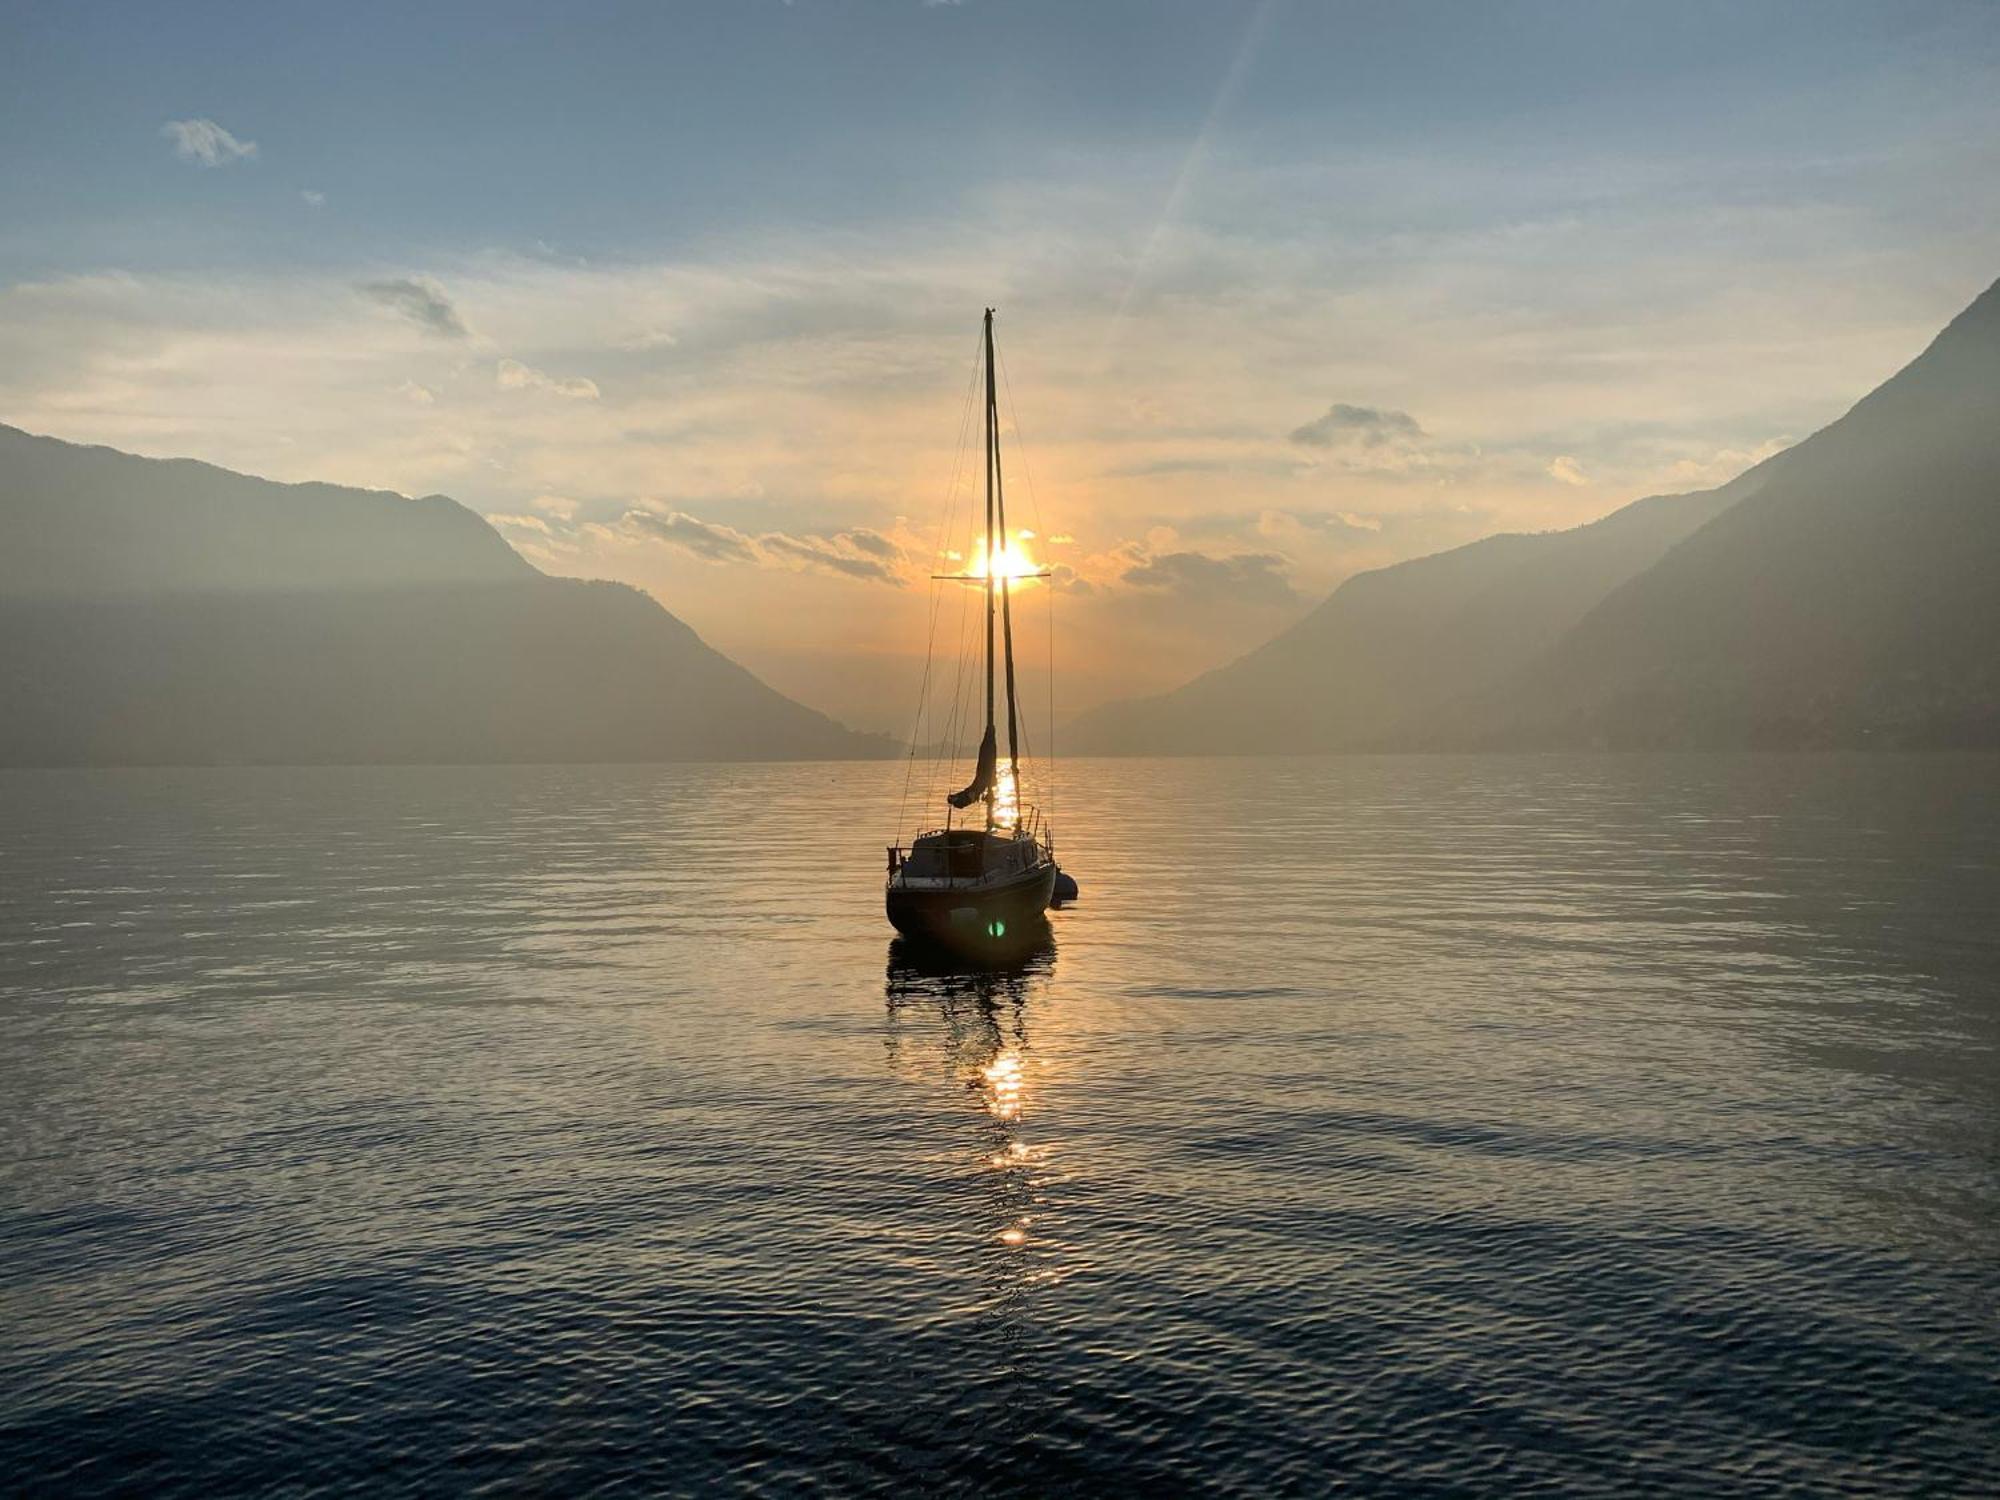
[1469,277,2000,748]
[0,424,892,765]
[0,423,533,597]
[1068,277,2000,754]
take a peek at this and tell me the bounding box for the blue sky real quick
[3,0,1998,726]
[6,1,1996,272]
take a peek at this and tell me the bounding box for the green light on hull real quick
[987,920,1007,939]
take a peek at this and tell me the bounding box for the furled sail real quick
[948,724,998,809]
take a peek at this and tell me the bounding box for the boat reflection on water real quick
[885,917,1056,989]
[883,922,1065,1311]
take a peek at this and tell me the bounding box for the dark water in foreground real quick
[1,755,1996,1497]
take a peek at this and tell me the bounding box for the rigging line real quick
[899,327,985,836]
[939,571,977,789]
[935,354,987,810]
[1013,647,1035,788]
[907,373,978,795]
[929,468,975,806]
[1010,582,1040,776]
[996,339,1057,840]
[991,318,1022,792]
[937,419,986,800]
[994,343,1051,544]
[981,309,998,828]
[1047,558,1055,846]
[934,496,984,807]
[937,462,985,777]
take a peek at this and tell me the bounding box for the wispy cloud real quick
[619,326,679,352]
[624,509,758,564]
[1119,548,1297,606]
[624,507,907,584]
[496,358,599,400]
[757,530,903,583]
[1664,438,1791,489]
[162,118,258,167]
[358,277,469,339]
[1289,403,1423,449]
[1253,507,1383,539]
[1285,400,1478,478]
[1546,455,1589,486]
[300,189,326,208]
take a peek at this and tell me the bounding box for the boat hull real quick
[885,863,1057,954]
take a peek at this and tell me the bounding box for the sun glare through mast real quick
[954,534,1045,583]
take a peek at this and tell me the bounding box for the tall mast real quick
[993,323,1022,803]
[982,309,998,826]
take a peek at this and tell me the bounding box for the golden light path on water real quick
[979,1051,1033,1247]
[881,929,1065,1278]
[992,766,1020,830]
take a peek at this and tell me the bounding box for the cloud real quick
[1253,507,1383,540]
[840,529,899,559]
[619,326,679,351]
[300,189,326,208]
[1119,549,1297,606]
[162,118,258,167]
[624,509,758,564]
[1547,454,1590,486]
[532,494,579,521]
[486,512,552,534]
[358,277,469,338]
[1284,401,1481,478]
[1289,403,1424,449]
[392,379,434,405]
[756,530,904,583]
[623,508,906,584]
[1049,562,1095,596]
[1664,438,1791,489]
[1104,454,1309,479]
[496,357,600,400]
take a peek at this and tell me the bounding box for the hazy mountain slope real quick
[0,425,531,595]
[1069,277,2000,754]
[1481,278,2000,748]
[1066,473,1757,755]
[0,580,882,765]
[0,427,887,765]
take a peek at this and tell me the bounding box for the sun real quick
[967,534,1043,582]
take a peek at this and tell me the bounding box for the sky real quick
[3,0,1998,732]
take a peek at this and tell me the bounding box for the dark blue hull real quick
[884,862,1057,954]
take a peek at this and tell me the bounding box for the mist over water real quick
[2,756,1995,1496]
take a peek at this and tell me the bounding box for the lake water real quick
[2,755,1996,1496]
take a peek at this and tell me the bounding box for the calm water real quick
[2,756,1996,1497]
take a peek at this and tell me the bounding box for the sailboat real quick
[885,309,1074,953]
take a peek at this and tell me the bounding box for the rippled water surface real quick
[2,756,1996,1496]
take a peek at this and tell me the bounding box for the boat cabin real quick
[890,827,1042,886]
